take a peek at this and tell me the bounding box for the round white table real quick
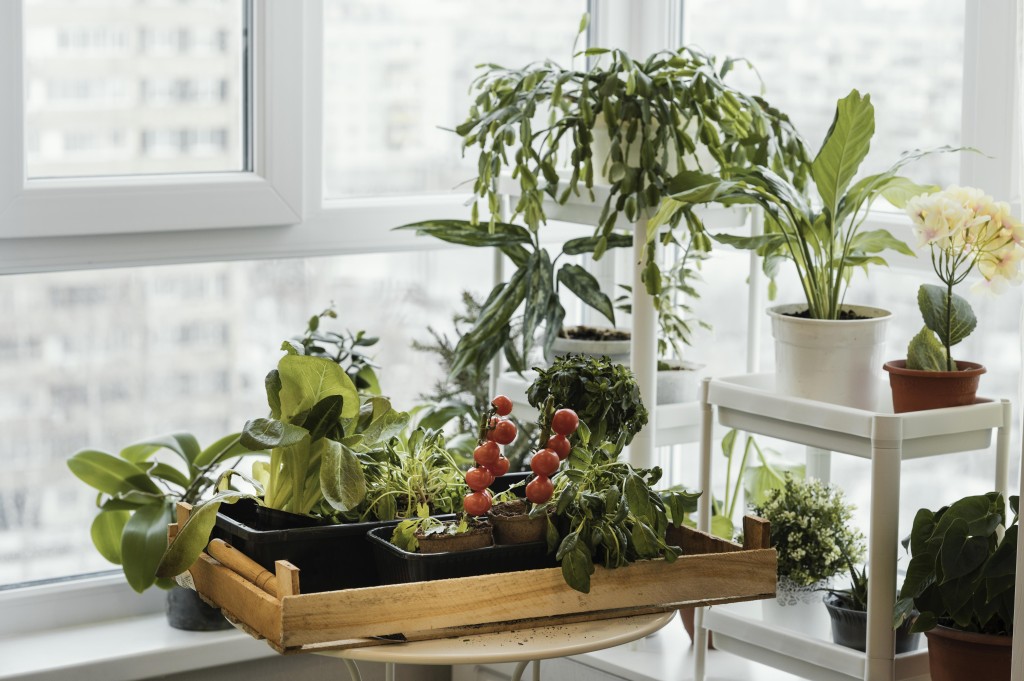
[321,610,677,681]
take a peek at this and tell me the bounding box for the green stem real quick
[945,278,954,372]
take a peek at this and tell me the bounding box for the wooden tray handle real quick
[742,515,771,550]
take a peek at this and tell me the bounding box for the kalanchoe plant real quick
[902,186,1024,371]
[526,353,649,445]
[752,475,865,586]
[648,89,944,319]
[894,492,1018,635]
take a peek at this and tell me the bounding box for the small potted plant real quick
[752,475,864,634]
[894,492,1016,681]
[823,552,920,653]
[883,186,1024,411]
[650,89,946,409]
[526,353,649,446]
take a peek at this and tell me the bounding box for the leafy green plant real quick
[290,306,382,394]
[544,428,695,593]
[830,548,870,611]
[894,492,1018,635]
[752,475,865,586]
[902,186,1024,371]
[526,353,648,445]
[67,432,253,592]
[390,514,471,553]
[648,89,943,319]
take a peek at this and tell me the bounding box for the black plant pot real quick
[166,585,233,631]
[823,592,921,653]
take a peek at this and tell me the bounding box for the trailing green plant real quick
[541,427,697,593]
[526,353,648,445]
[648,89,947,319]
[894,492,1018,635]
[67,432,253,592]
[752,474,865,586]
[399,16,806,375]
[289,306,382,394]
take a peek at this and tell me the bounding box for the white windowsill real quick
[0,612,275,681]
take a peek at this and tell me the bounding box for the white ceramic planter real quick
[760,576,832,637]
[768,303,891,410]
[656,360,705,404]
[547,329,631,365]
[589,114,716,184]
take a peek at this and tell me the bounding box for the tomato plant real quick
[488,418,518,445]
[491,395,513,416]
[463,490,493,516]
[465,466,495,492]
[473,440,501,467]
[546,434,571,460]
[485,455,510,477]
[551,409,579,437]
[526,476,554,504]
[530,449,560,477]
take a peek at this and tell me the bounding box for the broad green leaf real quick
[906,326,947,372]
[303,394,344,441]
[148,462,191,490]
[121,502,173,593]
[562,233,633,256]
[355,365,381,395]
[812,89,875,216]
[938,520,988,582]
[918,284,976,349]
[91,510,130,564]
[359,408,411,446]
[68,450,162,496]
[241,417,309,450]
[194,433,248,468]
[278,354,360,421]
[561,544,595,594]
[847,229,914,257]
[395,220,531,248]
[879,177,939,208]
[156,491,246,580]
[909,610,938,634]
[710,515,734,540]
[120,433,200,467]
[320,441,367,512]
[558,264,615,324]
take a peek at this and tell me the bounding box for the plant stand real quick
[694,373,1016,681]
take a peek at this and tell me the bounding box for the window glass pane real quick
[0,251,490,586]
[684,0,964,187]
[23,0,246,179]
[322,0,588,199]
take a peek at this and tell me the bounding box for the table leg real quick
[694,379,713,681]
[341,659,362,681]
[511,660,529,681]
[532,660,540,681]
[385,661,395,681]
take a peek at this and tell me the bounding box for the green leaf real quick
[121,502,173,593]
[148,462,191,490]
[120,433,200,467]
[194,433,248,468]
[939,519,988,582]
[812,89,875,216]
[67,450,162,496]
[278,354,360,421]
[240,417,309,450]
[561,544,595,594]
[918,284,976,349]
[395,220,532,248]
[906,326,947,372]
[91,510,130,564]
[265,369,283,419]
[909,610,938,634]
[558,264,615,324]
[562,233,632,256]
[847,229,914,257]
[710,515,734,540]
[320,441,367,513]
[879,177,938,208]
[156,491,246,580]
[302,395,344,441]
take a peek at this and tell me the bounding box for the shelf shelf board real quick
[704,602,930,681]
[708,374,1006,459]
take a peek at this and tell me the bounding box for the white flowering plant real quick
[904,186,1024,371]
[752,475,865,587]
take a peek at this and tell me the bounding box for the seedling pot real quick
[488,500,547,545]
[415,524,493,554]
[883,359,986,413]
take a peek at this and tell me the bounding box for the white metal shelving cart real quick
[693,373,1016,681]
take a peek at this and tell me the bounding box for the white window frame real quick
[0,0,304,241]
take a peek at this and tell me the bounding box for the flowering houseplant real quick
[902,186,1024,371]
[752,475,865,598]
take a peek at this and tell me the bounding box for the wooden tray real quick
[173,505,776,654]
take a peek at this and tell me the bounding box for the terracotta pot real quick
[416,525,493,554]
[924,625,1011,681]
[488,500,547,545]
[883,360,986,413]
[822,592,920,653]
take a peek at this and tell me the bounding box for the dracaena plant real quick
[647,89,946,319]
[902,186,1024,371]
[399,16,806,374]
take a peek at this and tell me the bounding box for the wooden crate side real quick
[189,553,284,645]
[278,548,776,647]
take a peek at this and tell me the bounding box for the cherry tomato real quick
[487,418,518,445]
[526,475,554,504]
[530,449,560,477]
[463,490,492,516]
[491,395,513,417]
[465,466,495,492]
[546,434,571,460]
[473,440,501,467]
[550,408,579,437]
[485,455,510,477]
